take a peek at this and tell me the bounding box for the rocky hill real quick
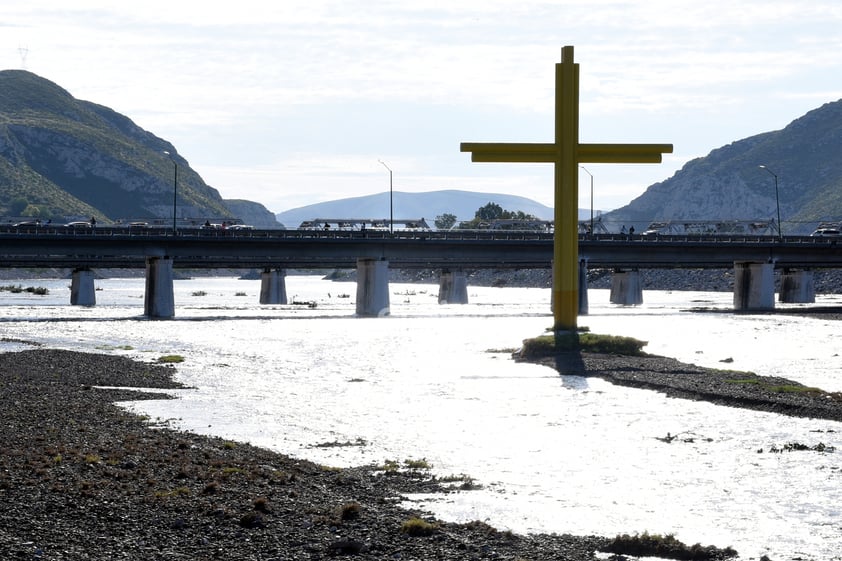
[0,70,280,227]
[605,99,842,234]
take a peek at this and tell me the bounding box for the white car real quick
[810,228,841,237]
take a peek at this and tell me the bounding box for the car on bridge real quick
[810,227,842,237]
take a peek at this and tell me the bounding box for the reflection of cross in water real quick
[461,46,672,331]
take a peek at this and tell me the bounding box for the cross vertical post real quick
[554,45,580,328]
[461,46,672,331]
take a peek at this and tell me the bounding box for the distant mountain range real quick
[3,69,841,235]
[275,190,565,228]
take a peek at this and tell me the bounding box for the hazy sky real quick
[2,1,841,216]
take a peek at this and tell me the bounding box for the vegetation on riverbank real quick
[518,329,648,358]
[0,283,48,295]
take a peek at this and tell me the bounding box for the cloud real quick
[3,0,842,215]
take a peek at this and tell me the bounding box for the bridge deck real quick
[1,227,841,270]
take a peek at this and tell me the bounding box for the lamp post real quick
[378,159,393,235]
[164,151,178,235]
[579,165,593,236]
[758,165,782,241]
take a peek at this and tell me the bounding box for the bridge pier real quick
[259,268,288,305]
[609,268,643,306]
[578,258,589,315]
[733,261,774,311]
[70,268,96,306]
[356,258,390,317]
[438,269,469,304]
[144,256,175,319]
[779,268,815,303]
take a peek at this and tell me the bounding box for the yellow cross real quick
[461,45,672,331]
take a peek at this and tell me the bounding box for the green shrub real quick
[404,458,431,470]
[519,332,647,358]
[339,502,362,520]
[157,355,184,363]
[600,531,737,560]
[400,517,437,537]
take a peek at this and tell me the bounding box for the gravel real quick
[1,347,788,560]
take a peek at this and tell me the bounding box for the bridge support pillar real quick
[779,268,815,303]
[70,269,96,307]
[438,269,469,304]
[610,269,643,306]
[356,258,390,317]
[733,261,774,311]
[144,256,175,319]
[578,259,589,315]
[259,268,288,305]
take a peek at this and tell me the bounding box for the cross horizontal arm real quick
[579,143,673,164]
[460,142,557,163]
[460,142,673,164]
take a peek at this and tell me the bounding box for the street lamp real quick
[378,159,393,235]
[579,165,594,236]
[164,151,178,235]
[758,165,782,241]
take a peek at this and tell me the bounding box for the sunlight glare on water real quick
[0,275,840,560]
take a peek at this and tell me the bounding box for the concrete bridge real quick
[2,226,842,318]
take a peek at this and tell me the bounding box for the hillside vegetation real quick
[0,70,277,227]
[605,99,842,234]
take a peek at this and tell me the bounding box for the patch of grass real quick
[486,347,520,353]
[726,378,827,396]
[768,384,823,394]
[375,459,401,472]
[95,344,134,351]
[438,473,483,490]
[155,486,191,499]
[519,331,647,358]
[600,531,737,560]
[338,501,362,520]
[0,284,49,295]
[253,497,271,513]
[764,441,836,453]
[157,354,184,363]
[375,458,432,472]
[400,517,438,537]
[404,458,431,470]
[312,437,367,448]
[84,454,101,464]
[724,378,760,385]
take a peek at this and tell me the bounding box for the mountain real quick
[605,99,842,234]
[276,189,563,229]
[0,70,281,228]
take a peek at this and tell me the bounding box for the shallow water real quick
[1,276,840,560]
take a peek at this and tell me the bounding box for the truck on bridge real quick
[298,218,431,232]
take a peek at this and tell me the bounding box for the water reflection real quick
[0,276,840,559]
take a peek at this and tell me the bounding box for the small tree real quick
[459,203,539,229]
[475,202,504,220]
[434,213,457,230]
